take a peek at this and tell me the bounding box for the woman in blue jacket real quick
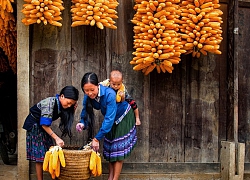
[76,72,137,180]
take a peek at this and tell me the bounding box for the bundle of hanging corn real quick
[21,0,64,26]
[130,0,186,75]
[0,0,17,74]
[178,0,223,58]
[71,0,119,29]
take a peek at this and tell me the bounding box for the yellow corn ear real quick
[52,149,59,170]
[43,151,51,171]
[89,151,97,172]
[96,154,102,176]
[55,158,60,177]
[51,170,56,179]
[49,153,54,175]
[92,167,98,177]
[58,149,66,167]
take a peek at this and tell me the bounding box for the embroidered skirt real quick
[26,123,53,162]
[103,108,137,162]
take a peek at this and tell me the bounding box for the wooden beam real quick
[227,0,239,142]
[101,162,220,174]
[17,1,29,179]
[233,0,239,144]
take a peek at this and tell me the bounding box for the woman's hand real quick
[92,138,99,152]
[76,123,84,132]
[55,137,64,147]
[118,91,125,102]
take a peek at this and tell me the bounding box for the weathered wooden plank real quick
[184,54,220,162]
[101,162,220,174]
[233,0,239,144]
[31,49,57,103]
[217,3,228,153]
[94,174,221,180]
[239,1,250,7]
[30,161,220,175]
[149,66,184,162]
[227,0,237,142]
[237,6,250,163]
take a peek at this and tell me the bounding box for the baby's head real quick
[109,70,123,91]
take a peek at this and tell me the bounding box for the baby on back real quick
[100,70,141,126]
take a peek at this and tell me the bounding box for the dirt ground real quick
[0,153,17,180]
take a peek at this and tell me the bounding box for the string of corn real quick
[71,0,119,29]
[179,0,223,58]
[21,0,64,26]
[131,0,223,75]
[0,0,17,73]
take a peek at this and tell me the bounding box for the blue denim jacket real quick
[80,84,117,140]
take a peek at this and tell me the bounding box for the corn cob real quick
[96,152,102,176]
[43,150,51,171]
[58,147,66,167]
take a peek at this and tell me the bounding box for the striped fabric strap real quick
[115,104,131,125]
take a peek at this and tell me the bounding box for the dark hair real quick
[81,72,98,92]
[61,85,79,100]
[81,72,98,141]
[59,86,79,138]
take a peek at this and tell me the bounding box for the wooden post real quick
[222,0,245,179]
[233,0,239,144]
[17,1,30,179]
[237,143,245,179]
[227,0,239,142]
[221,141,245,180]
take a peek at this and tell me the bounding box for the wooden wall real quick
[26,0,250,174]
[238,4,250,162]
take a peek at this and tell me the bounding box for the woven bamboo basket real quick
[58,147,92,180]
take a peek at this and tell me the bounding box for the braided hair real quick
[81,72,98,141]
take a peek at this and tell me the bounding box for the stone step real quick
[31,172,222,180]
